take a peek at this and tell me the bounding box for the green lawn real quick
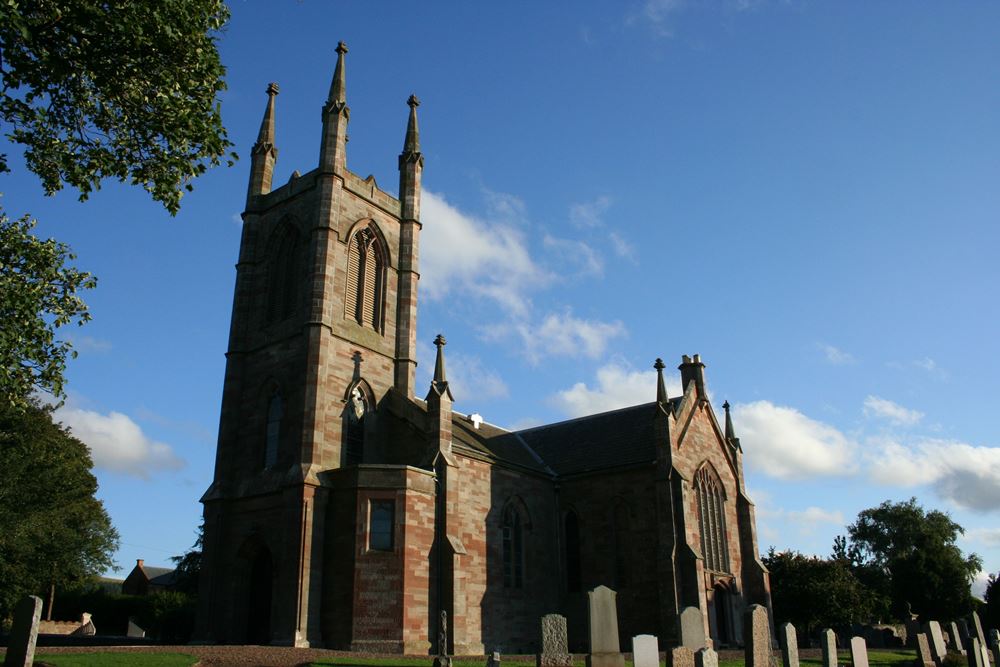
[34,653,198,667]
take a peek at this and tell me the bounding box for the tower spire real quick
[395,95,424,398]
[432,334,448,387]
[654,358,668,404]
[723,400,736,440]
[319,41,350,173]
[246,82,279,206]
[403,94,420,155]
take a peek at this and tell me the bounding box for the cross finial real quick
[408,94,420,108]
[336,41,348,55]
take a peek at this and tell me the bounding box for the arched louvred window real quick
[345,225,385,331]
[695,464,730,573]
[612,500,630,588]
[343,383,367,466]
[502,504,524,589]
[266,225,299,324]
[264,393,282,468]
[565,510,582,593]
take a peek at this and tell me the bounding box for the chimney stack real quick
[678,354,707,399]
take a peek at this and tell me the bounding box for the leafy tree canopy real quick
[0,0,234,214]
[0,399,119,620]
[837,498,981,621]
[0,207,95,409]
[169,522,203,595]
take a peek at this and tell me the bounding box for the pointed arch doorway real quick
[246,548,274,644]
[708,581,732,647]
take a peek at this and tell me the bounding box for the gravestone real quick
[537,614,573,667]
[680,606,706,650]
[433,610,451,667]
[487,652,502,667]
[971,612,987,651]
[744,604,772,667]
[70,612,95,636]
[4,595,42,667]
[906,620,922,649]
[990,629,1000,649]
[127,618,146,638]
[915,633,935,667]
[695,648,718,667]
[780,623,800,667]
[953,623,968,655]
[977,642,990,667]
[821,628,838,667]
[850,637,869,667]
[586,587,625,667]
[668,647,695,667]
[632,634,659,667]
[926,622,947,662]
[967,638,984,667]
[960,620,972,645]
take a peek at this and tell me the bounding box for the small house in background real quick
[122,559,177,595]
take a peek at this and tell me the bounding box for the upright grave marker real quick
[850,637,869,667]
[4,595,42,667]
[537,614,573,667]
[680,606,706,650]
[744,605,772,667]
[953,623,968,655]
[586,586,625,667]
[695,648,718,667]
[667,647,695,667]
[821,629,838,667]
[971,612,987,651]
[780,623,800,667]
[926,622,947,663]
[967,638,984,667]
[915,633,935,667]
[632,635,659,667]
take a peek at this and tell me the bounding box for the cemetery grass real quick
[34,652,198,667]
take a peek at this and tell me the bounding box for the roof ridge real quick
[513,401,661,434]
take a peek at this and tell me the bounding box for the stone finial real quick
[433,334,447,384]
[654,358,668,405]
[723,401,736,440]
[328,40,349,107]
[401,94,422,160]
[253,82,279,153]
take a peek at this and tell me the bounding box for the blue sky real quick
[5,2,1000,593]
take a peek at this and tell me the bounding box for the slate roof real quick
[448,400,679,478]
[143,566,177,586]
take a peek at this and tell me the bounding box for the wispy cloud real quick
[551,359,682,418]
[818,343,855,365]
[492,310,627,366]
[626,0,685,36]
[63,334,112,354]
[734,401,859,479]
[609,231,638,263]
[569,196,613,229]
[543,235,603,277]
[55,402,185,478]
[863,395,923,426]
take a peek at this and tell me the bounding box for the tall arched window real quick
[266,226,299,324]
[345,225,385,331]
[502,505,524,589]
[612,501,630,588]
[695,464,730,573]
[264,394,282,468]
[565,511,582,593]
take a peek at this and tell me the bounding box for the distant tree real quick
[0,208,95,409]
[0,400,119,621]
[764,548,873,637]
[170,522,203,595]
[0,0,234,214]
[983,572,1000,631]
[838,498,981,621]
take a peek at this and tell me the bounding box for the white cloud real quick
[609,231,638,263]
[786,506,845,527]
[964,528,1000,547]
[495,310,627,365]
[866,437,1000,512]
[543,235,603,277]
[818,343,855,365]
[627,0,685,35]
[56,405,185,478]
[569,196,612,228]
[63,334,112,354]
[863,395,924,426]
[420,190,548,317]
[734,401,858,479]
[551,360,682,418]
[973,570,991,598]
[442,352,509,403]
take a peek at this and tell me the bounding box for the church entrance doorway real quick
[246,548,273,644]
[709,582,731,647]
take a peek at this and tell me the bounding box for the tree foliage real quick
[764,548,874,638]
[169,522,203,595]
[838,498,981,621]
[0,399,119,620]
[0,208,95,409]
[0,0,234,214]
[982,572,1000,631]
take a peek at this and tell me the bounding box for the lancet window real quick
[346,226,385,330]
[264,393,282,468]
[266,226,299,324]
[502,504,524,589]
[696,464,730,573]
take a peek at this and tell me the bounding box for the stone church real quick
[195,43,772,652]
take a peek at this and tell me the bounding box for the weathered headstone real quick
[4,595,42,667]
[586,586,625,667]
[744,604,772,667]
[990,629,1000,649]
[667,647,695,667]
[915,633,935,667]
[695,647,718,667]
[977,642,990,667]
[433,610,451,667]
[960,620,973,645]
[971,612,987,651]
[537,614,573,667]
[926,622,947,662]
[850,637,869,667]
[487,651,502,667]
[127,618,146,638]
[680,606,706,651]
[70,611,95,636]
[821,629,838,667]
[967,638,984,667]
[780,623,800,667]
[953,623,968,655]
[632,635,659,667]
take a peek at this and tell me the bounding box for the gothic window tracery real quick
[502,504,524,589]
[266,226,299,324]
[695,464,730,573]
[346,225,385,331]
